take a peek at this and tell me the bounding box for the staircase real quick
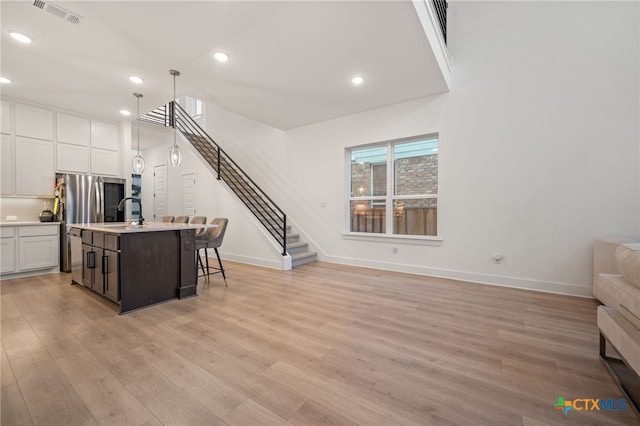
[288,230,318,267]
[142,102,316,268]
[261,219,316,267]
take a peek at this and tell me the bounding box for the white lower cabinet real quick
[1,225,59,276]
[18,235,59,271]
[1,227,16,273]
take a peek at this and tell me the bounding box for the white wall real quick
[130,1,638,296]
[204,102,289,202]
[274,1,639,296]
[0,198,52,222]
[137,119,284,269]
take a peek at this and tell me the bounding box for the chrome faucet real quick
[117,197,144,225]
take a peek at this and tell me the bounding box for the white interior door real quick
[182,172,197,216]
[153,164,167,220]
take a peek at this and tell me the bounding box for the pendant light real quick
[131,93,145,174]
[168,69,182,167]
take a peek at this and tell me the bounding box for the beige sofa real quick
[593,239,640,412]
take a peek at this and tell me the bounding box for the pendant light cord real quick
[173,72,176,146]
[136,94,141,154]
[131,92,145,174]
[168,69,182,167]
[169,69,180,147]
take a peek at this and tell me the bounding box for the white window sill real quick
[342,232,443,246]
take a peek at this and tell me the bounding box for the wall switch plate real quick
[6,215,17,221]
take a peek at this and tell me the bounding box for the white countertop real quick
[0,221,60,227]
[70,221,215,234]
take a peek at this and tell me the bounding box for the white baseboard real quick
[1,267,61,281]
[220,253,283,270]
[322,255,594,298]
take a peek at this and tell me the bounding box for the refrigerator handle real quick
[95,178,104,222]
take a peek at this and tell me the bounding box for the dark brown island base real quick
[69,222,212,314]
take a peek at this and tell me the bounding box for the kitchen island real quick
[70,222,211,314]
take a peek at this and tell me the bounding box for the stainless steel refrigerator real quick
[58,173,125,272]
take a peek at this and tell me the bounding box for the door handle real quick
[102,255,108,274]
[87,251,96,269]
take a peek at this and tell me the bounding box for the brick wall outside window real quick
[351,154,437,205]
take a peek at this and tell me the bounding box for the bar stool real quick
[190,216,207,236]
[161,215,175,223]
[173,216,189,224]
[195,218,229,285]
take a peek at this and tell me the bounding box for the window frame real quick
[345,134,440,241]
[370,162,387,206]
[186,97,202,119]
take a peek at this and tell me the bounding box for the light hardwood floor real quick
[1,261,638,425]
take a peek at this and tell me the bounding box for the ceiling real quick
[1,0,448,130]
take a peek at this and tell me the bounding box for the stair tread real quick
[288,241,307,249]
[291,251,317,267]
[291,251,317,260]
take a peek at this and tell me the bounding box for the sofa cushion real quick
[593,238,636,281]
[598,305,640,376]
[615,243,640,288]
[594,273,640,316]
[620,305,640,330]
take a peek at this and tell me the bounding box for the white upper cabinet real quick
[56,113,91,174]
[1,100,11,135]
[1,99,125,185]
[15,103,54,141]
[91,148,119,176]
[1,134,15,194]
[57,113,90,146]
[91,121,119,151]
[57,143,89,173]
[15,136,54,196]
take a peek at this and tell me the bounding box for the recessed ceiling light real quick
[351,75,364,85]
[129,75,143,84]
[214,52,229,62]
[0,77,11,84]
[120,110,131,116]
[9,31,32,44]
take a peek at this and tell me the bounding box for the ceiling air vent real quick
[32,0,83,25]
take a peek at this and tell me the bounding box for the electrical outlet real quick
[392,247,398,254]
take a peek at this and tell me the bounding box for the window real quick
[348,135,439,237]
[131,174,142,217]
[185,96,202,119]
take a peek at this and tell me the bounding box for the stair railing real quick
[141,102,287,256]
[432,0,447,44]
